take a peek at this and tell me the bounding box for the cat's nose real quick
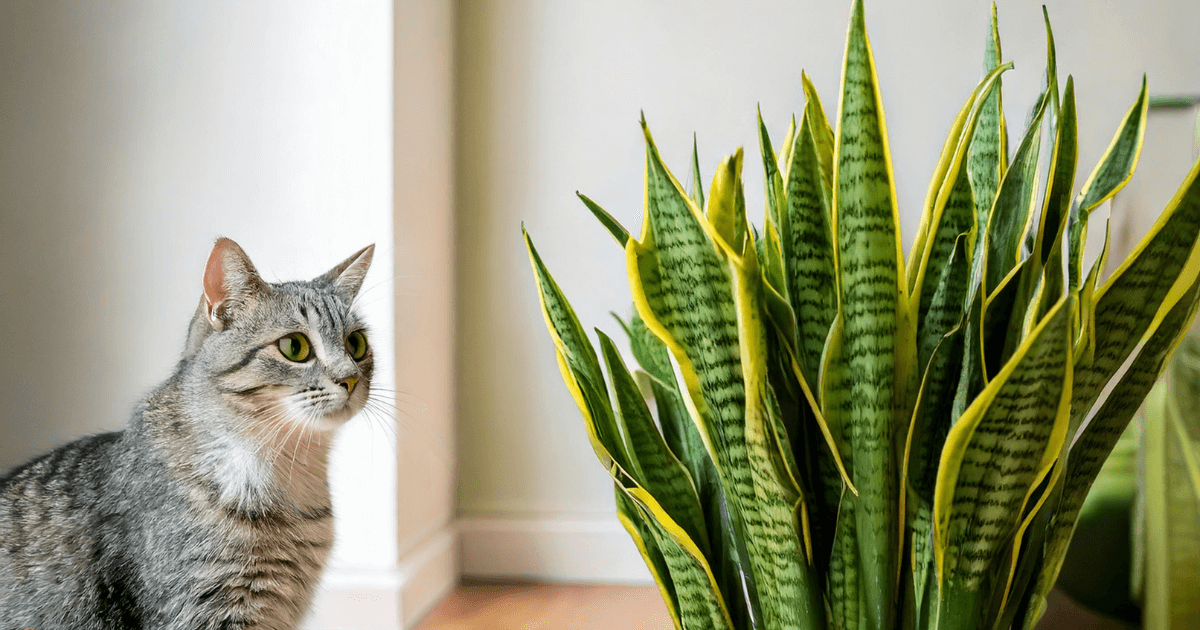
[339,376,359,394]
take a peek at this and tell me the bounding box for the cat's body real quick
[0,239,375,629]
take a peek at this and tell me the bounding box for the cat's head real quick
[183,238,375,432]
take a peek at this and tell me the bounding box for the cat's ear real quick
[202,238,266,331]
[320,244,374,301]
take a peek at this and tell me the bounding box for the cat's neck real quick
[141,373,337,517]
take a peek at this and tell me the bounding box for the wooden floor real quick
[414,581,1129,630]
[414,581,674,630]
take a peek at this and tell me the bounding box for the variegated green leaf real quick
[626,487,735,630]
[934,297,1072,625]
[599,330,710,553]
[759,107,786,235]
[1022,258,1200,629]
[829,1,910,625]
[628,121,823,630]
[910,63,1010,342]
[616,485,684,630]
[617,310,763,630]
[965,3,1009,258]
[578,192,631,249]
[801,71,835,196]
[1068,76,1149,291]
[524,228,634,476]
[1032,76,1078,313]
[691,134,707,211]
[983,95,1047,296]
[783,105,839,385]
[1072,156,1200,439]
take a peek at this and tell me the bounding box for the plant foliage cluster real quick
[524,2,1200,628]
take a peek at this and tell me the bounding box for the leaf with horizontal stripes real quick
[617,310,763,630]
[626,487,735,630]
[1021,255,1200,629]
[616,485,683,630]
[627,120,823,630]
[599,330,710,552]
[1071,155,1200,439]
[525,228,633,477]
[909,63,1010,345]
[802,71,836,195]
[783,104,839,386]
[966,3,1009,263]
[1068,77,1149,291]
[934,297,1072,624]
[984,96,1047,296]
[829,1,910,625]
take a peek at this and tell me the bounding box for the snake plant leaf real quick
[933,296,1072,625]
[725,200,827,630]
[829,492,864,630]
[691,134,707,211]
[903,236,971,623]
[907,237,970,516]
[1072,155,1200,439]
[908,77,983,296]
[801,71,835,195]
[779,116,797,177]
[707,149,748,255]
[1074,219,1112,366]
[616,485,684,630]
[758,107,786,234]
[599,330,711,553]
[783,105,839,384]
[910,63,1011,336]
[965,3,1009,255]
[1140,345,1200,630]
[618,310,763,630]
[627,486,736,630]
[831,0,911,625]
[1022,257,1200,629]
[905,330,966,630]
[1032,77,1078,318]
[984,94,1048,296]
[1067,76,1149,292]
[524,228,635,477]
[578,192,631,249]
[627,121,823,630]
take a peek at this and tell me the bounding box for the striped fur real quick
[0,240,375,629]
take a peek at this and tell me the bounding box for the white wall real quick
[455,0,1200,581]
[0,0,427,625]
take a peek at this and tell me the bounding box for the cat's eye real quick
[347,330,368,360]
[278,333,311,362]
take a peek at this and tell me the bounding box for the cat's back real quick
[0,430,138,628]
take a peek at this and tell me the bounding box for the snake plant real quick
[523,2,1200,629]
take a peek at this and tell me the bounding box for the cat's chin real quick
[306,408,358,432]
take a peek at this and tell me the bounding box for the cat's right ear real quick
[202,238,266,331]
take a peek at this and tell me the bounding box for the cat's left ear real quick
[320,244,374,300]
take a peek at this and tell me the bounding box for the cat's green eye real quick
[278,333,311,362]
[347,330,368,360]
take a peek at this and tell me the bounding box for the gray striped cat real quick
[0,238,375,629]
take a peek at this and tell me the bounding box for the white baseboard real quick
[457,515,653,584]
[304,528,459,629]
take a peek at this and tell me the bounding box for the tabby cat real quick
[0,238,375,629]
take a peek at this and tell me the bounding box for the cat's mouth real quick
[283,387,366,430]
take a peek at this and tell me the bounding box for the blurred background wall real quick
[455,0,1200,582]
